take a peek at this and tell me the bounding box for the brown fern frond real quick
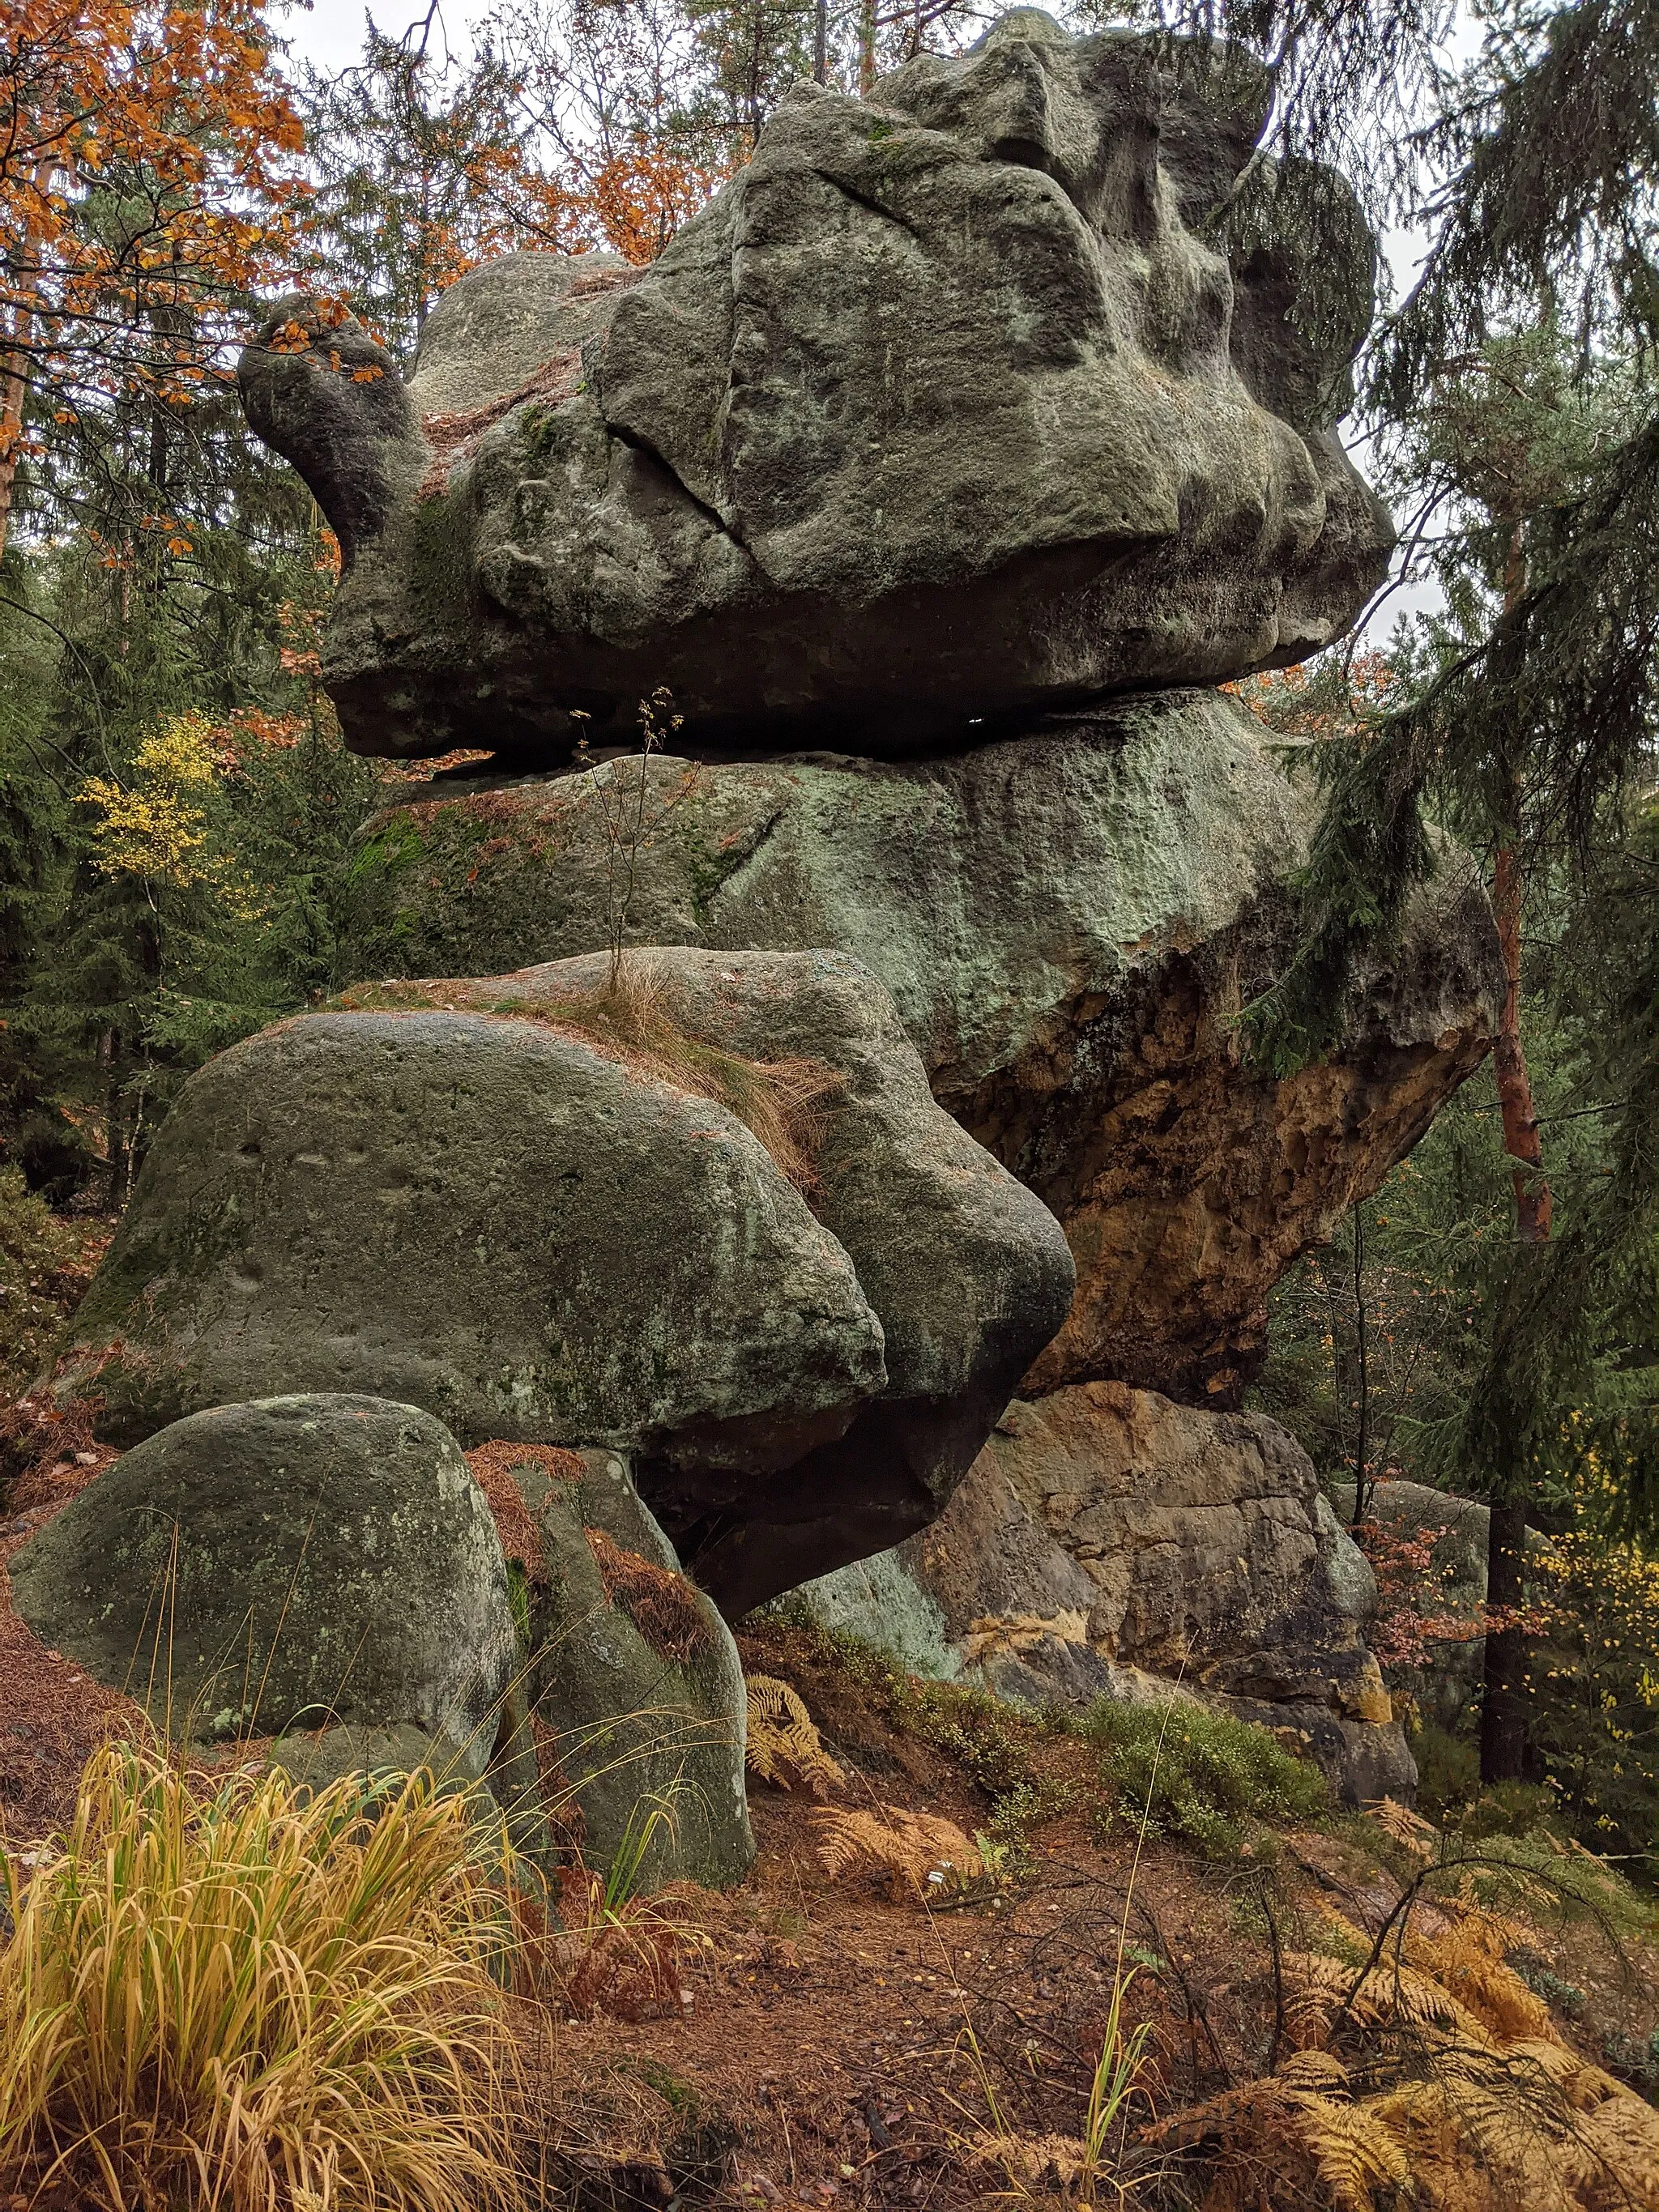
[1580,2091,1659,2211]
[744,1675,845,1798]
[1365,1795,1439,1862]
[1291,2094,1411,2212]
[1406,1905,1560,2044]
[810,1803,982,1900]
[1280,1951,1354,2045]
[1280,2049,1350,2094]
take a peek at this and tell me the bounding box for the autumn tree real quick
[295,12,547,357]
[0,0,305,556]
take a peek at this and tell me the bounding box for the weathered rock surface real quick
[503,1445,754,1889]
[53,950,1073,1616]
[8,1396,514,1774]
[794,1382,1415,1803]
[238,11,1392,763]
[343,693,1503,1405]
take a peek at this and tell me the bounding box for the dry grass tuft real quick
[744,1675,846,1799]
[0,1740,526,2211]
[585,1528,711,1664]
[334,955,844,1196]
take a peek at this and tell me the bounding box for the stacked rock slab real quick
[41,13,1502,1817]
[339,700,1503,1408]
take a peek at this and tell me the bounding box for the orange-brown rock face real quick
[975,867,1503,1405]
[339,691,1503,1414]
[794,1380,1415,1804]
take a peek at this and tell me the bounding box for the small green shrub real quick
[1081,1698,1327,1859]
[1412,1722,1482,1825]
[1455,1779,1561,1842]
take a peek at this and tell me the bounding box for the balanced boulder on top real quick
[237,9,1392,763]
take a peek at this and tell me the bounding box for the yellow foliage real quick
[744,1674,845,1798]
[810,1803,983,1900]
[79,710,259,913]
[0,1741,524,2211]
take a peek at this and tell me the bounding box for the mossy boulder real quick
[57,999,885,1470]
[53,949,1073,1617]
[507,1447,753,1890]
[8,1396,514,1775]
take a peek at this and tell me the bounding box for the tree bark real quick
[0,160,59,559]
[1491,840,1552,1242]
[1481,1498,1530,1784]
[1479,519,1550,1783]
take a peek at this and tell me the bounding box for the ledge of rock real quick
[790,1381,1416,1805]
[237,10,1391,763]
[49,948,1073,1618]
[489,1444,755,1890]
[342,692,1503,1406]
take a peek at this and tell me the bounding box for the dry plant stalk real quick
[0,1740,525,2211]
[744,1675,846,1798]
[811,1803,983,1902]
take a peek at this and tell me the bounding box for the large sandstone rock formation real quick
[52,949,1073,1616]
[9,1396,514,1775]
[795,1383,1415,1803]
[237,11,1391,762]
[343,693,1503,1404]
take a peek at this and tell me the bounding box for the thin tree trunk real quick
[0,339,29,560]
[814,0,829,83]
[1350,1203,1371,1525]
[1480,520,1550,1784]
[1481,1498,1529,1784]
[0,160,60,559]
[859,0,876,92]
[1491,840,1551,1242]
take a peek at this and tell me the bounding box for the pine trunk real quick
[1480,1498,1529,1784]
[1491,842,1551,1242]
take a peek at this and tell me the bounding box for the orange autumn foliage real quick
[0,0,306,548]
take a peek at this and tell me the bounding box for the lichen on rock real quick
[237,10,1392,764]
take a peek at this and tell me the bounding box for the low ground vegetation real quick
[2,1583,1657,2208]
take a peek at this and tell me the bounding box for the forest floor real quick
[4,1441,1659,2209]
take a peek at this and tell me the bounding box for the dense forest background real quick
[1,0,1655,1866]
